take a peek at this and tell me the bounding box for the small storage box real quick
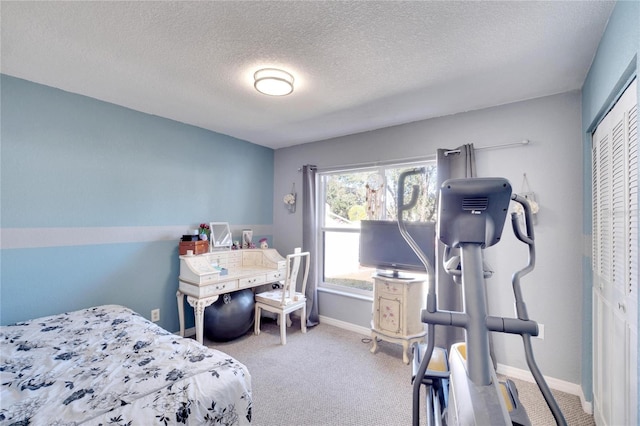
[179,240,209,255]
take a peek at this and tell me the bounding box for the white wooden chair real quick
[254,248,310,345]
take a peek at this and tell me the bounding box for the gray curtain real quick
[435,144,476,350]
[302,165,319,327]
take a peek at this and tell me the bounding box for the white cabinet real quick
[592,78,637,426]
[370,274,426,364]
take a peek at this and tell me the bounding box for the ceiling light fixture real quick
[254,68,294,96]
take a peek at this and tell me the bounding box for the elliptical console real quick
[437,178,512,249]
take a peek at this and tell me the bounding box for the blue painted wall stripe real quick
[1,224,273,249]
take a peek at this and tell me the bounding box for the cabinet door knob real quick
[618,302,626,313]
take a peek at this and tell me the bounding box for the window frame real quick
[317,160,436,296]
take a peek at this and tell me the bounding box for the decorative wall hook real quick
[513,173,539,224]
[284,183,296,213]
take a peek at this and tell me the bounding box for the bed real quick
[0,304,252,425]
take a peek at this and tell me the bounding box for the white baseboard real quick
[182,315,368,339]
[318,315,371,336]
[496,363,592,415]
[176,327,195,338]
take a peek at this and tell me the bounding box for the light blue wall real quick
[580,0,639,407]
[0,75,275,331]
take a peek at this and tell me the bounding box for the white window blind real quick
[592,79,638,298]
[628,103,638,295]
[591,77,637,426]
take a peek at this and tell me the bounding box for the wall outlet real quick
[151,309,160,323]
[536,323,544,339]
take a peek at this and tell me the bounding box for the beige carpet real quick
[207,319,593,425]
[499,376,594,426]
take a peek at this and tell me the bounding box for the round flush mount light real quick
[254,68,294,96]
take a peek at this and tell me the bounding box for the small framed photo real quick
[242,229,253,249]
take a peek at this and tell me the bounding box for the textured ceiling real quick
[1,1,615,149]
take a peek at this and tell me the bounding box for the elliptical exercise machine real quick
[396,169,566,426]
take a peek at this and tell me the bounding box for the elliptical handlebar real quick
[509,194,567,426]
[398,168,440,426]
[511,193,535,246]
[509,193,536,321]
[397,168,435,277]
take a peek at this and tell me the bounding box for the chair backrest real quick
[281,247,310,305]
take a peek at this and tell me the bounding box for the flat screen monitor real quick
[359,220,436,279]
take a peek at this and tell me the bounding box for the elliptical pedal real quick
[412,341,451,424]
[498,379,531,426]
[412,342,450,383]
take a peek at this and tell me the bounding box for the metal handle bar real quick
[399,168,440,426]
[510,193,566,426]
[420,309,538,336]
[397,168,435,276]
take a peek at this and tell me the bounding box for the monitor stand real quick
[376,269,414,280]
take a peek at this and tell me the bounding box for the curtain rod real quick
[444,139,530,156]
[298,139,530,172]
[300,154,437,173]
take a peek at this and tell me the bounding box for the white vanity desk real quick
[177,248,286,344]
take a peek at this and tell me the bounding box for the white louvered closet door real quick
[592,78,637,426]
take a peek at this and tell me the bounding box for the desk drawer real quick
[377,281,403,296]
[197,273,220,285]
[265,270,285,282]
[225,260,243,269]
[203,281,238,296]
[239,275,266,289]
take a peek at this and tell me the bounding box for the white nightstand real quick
[370,274,427,364]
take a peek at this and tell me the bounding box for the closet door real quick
[592,78,638,426]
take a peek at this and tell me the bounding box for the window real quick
[319,162,437,295]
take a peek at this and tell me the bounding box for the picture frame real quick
[242,229,253,249]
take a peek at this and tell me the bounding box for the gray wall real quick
[273,91,584,385]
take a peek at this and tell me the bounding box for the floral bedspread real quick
[0,305,252,425]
